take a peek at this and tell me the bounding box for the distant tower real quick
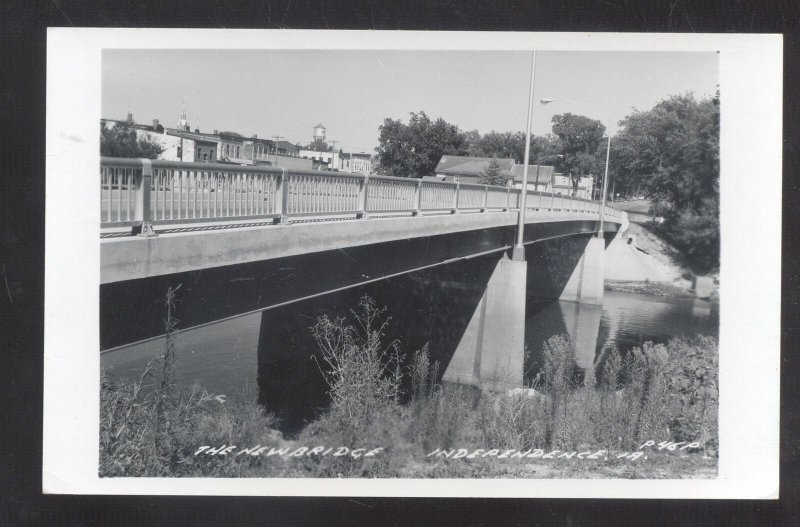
[178,101,190,131]
[313,123,326,143]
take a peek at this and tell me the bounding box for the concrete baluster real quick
[413,178,422,216]
[276,169,289,224]
[358,174,370,219]
[134,158,156,237]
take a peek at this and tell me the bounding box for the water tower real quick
[313,123,326,143]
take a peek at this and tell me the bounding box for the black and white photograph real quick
[43,29,781,498]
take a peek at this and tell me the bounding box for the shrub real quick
[310,295,404,439]
[663,336,719,454]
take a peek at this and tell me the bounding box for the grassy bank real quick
[100,296,718,479]
[604,280,697,298]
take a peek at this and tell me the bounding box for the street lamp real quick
[512,51,538,262]
[540,98,613,235]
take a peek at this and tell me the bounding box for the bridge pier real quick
[442,254,526,390]
[559,234,606,305]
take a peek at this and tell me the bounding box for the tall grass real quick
[99,286,277,477]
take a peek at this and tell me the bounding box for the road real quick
[611,198,651,214]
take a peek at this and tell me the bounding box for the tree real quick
[551,113,605,196]
[100,122,165,159]
[611,92,720,272]
[375,111,467,178]
[479,158,509,186]
[310,138,330,152]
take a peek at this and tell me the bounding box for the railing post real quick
[481,185,488,212]
[452,182,460,214]
[504,187,510,211]
[134,158,157,237]
[275,168,290,224]
[413,178,422,216]
[357,174,370,219]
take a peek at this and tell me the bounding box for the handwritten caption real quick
[193,445,384,459]
[193,440,699,462]
[426,441,701,462]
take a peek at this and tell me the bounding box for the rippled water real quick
[101,290,719,397]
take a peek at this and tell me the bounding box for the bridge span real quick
[100,157,627,391]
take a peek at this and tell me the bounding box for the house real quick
[434,156,515,184]
[510,164,555,193]
[552,174,595,200]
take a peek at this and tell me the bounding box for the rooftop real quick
[510,164,555,184]
[434,156,515,177]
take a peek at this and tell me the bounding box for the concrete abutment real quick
[559,234,606,305]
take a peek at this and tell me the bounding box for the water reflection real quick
[102,290,719,417]
[523,291,719,384]
[101,314,261,396]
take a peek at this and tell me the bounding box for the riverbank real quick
[605,222,718,299]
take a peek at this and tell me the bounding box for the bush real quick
[663,336,719,454]
[310,296,404,438]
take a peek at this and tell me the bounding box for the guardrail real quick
[100,157,624,234]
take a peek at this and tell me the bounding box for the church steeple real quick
[178,100,190,131]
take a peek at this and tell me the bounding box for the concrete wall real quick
[441,256,527,390]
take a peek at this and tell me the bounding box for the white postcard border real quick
[44,29,781,498]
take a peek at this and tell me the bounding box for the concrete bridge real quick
[100,157,627,391]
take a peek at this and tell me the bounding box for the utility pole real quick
[273,135,284,166]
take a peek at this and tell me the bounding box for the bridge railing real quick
[100,157,624,231]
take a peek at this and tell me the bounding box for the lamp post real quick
[540,98,613,235]
[512,51,538,262]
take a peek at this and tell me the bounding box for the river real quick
[101,290,718,399]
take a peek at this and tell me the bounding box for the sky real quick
[102,49,718,154]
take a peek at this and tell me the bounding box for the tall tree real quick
[611,92,720,272]
[375,111,467,178]
[551,113,605,196]
[100,122,165,159]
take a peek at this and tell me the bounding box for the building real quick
[552,174,595,200]
[339,152,373,175]
[101,114,207,163]
[434,155,515,184]
[510,164,555,193]
[276,140,300,158]
[299,148,341,171]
